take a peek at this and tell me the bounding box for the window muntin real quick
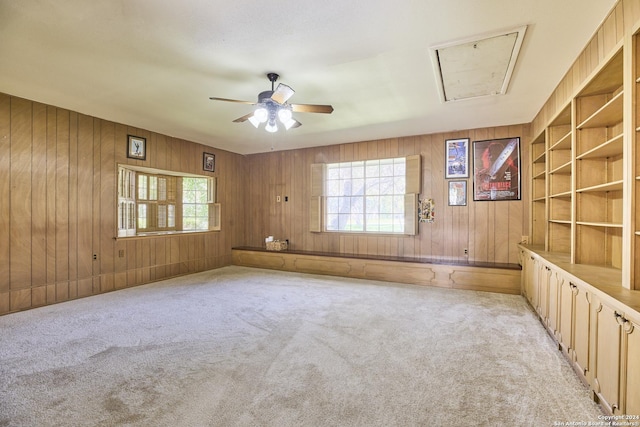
[325,157,406,233]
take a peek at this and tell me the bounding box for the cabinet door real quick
[524,255,539,308]
[622,317,640,415]
[547,270,562,336]
[537,264,551,321]
[593,301,622,414]
[573,286,591,381]
[521,253,533,302]
[558,280,575,354]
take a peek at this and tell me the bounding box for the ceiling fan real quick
[209,73,334,132]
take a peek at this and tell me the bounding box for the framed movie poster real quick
[445,138,469,178]
[472,137,520,201]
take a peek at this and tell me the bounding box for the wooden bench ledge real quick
[231,247,521,295]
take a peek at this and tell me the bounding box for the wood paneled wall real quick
[0,93,247,315]
[531,0,638,135]
[244,124,529,266]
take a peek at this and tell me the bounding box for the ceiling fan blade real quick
[290,119,302,128]
[209,96,255,105]
[291,103,334,114]
[270,83,295,104]
[232,112,254,123]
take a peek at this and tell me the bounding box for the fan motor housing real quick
[257,91,274,103]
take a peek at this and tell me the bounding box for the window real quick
[182,177,209,231]
[310,155,421,235]
[325,158,407,233]
[117,165,219,237]
[136,173,177,233]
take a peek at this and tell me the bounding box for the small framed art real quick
[203,152,215,172]
[448,181,467,206]
[127,135,146,160]
[445,138,469,178]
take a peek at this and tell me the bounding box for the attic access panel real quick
[431,26,527,102]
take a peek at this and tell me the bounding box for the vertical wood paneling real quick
[31,103,47,287]
[46,107,57,301]
[68,116,82,291]
[0,94,10,295]
[91,119,101,291]
[99,121,115,293]
[55,109,69,291]
[10,97,32,291]
[624,0,640,32]
[77,114,93,279]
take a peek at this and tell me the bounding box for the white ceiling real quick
[0,0,616,155]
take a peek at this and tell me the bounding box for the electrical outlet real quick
[93,254,98,260]
[463,248,468,255]
[521,236,529,244]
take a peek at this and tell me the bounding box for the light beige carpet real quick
[0,266,603,426]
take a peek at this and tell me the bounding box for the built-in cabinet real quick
[520,247,640,415]
[591,294,640,415]
[523,2,640,416]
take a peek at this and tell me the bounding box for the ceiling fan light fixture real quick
[283,118,297,130]
[278,107,292,123]
[265,121,278,133]
[248,115,261,128]
[210,72,333,134]
[254,106,268,123]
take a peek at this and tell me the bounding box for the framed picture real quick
[472,137,521,201]
[203,152,215,172]
[448,181,467,206]
[445,138,469,178]
[127,135,146,160]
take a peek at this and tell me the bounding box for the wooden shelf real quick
[533,196,546,203]
[576,134,623,160]
[576,180,624,193]
[550,104,572,126]
[576,221,623,228]
[579,49,623,96]
[549,131,572,150]
[576,91,623,129]
[549,219,572,224]
[549,191,572,199]
[533,170,546,179]
[549,161,571,175]
[533,152,546,164]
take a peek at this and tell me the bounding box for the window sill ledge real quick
[114,229,219,240]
